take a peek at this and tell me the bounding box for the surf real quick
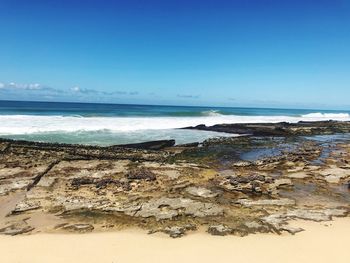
[0,113,349,135]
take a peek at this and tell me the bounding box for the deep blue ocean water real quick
[0,100,348,117]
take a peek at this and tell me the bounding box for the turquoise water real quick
[0,100,349,146]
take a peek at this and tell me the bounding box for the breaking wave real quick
[301,113,350,118]
[0,112,349,135]
[200,110,224,116]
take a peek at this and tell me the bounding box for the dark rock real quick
[62,224,94,233]
[71,177,130,190]
[152,224,197,238]
[183,121,350,137]
[229,175,266,185]
[114,140,176,150]
[0,137,170,163]
[71,177,95,187]
[176,142,200,148]
[230,176,250,184]
[207,225,233,236]
[248,174,266,182]
[95,178,121,189]
[126,168,156,181]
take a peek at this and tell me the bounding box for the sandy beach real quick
[1,218,349,263]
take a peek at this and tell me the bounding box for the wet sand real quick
[1,218,349,263]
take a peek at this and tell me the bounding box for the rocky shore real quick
[1,121,350,238]
[184,120,350,136]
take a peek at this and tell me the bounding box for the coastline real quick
[3,0,350,261]
[1,217,350,263]
[1,120,350,244]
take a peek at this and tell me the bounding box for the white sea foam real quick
[0,113,349,135]
[200,110,223,116]
[1,129,237,146]
[301,113,350,118]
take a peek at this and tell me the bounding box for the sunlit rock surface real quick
[1,122,350,237]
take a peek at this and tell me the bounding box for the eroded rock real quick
[0,179,32,196]
[12,200,41,214]
[207,225,233,236]
[61,224,94,233]
[126,168,156,181]
[237,198,296,207]
[132,197,224,220]
[151,224,197,238]
[262,208,348,233]
[1,124,350,237]
[0,222,34,236]
[185,186,218,198]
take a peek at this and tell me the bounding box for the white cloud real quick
[71,86,81,92]
[0,81,65,96]
[27,83,41,90]
[0,81,141,102]
[3,82,44,90]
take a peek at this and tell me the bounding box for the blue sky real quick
[0,0,350,109]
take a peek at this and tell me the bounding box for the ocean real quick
[0,100,349,146]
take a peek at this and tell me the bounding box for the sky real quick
[0,0,350,109]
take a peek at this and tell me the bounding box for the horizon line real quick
[0,99,349,112]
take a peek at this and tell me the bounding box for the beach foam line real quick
[0,113,349,134]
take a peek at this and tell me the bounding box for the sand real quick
[1,218,350,263]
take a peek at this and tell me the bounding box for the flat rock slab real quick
[286,172,310,179]
[0,179,33,196]
[0,223,34,236]
[262,208,348,232]
[237,198,296,207]
[132,197,224,220]
[12,200,41,214]
[185,186,218,198]
[319,167,350,184]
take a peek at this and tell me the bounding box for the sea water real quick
[0,100,349,146]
